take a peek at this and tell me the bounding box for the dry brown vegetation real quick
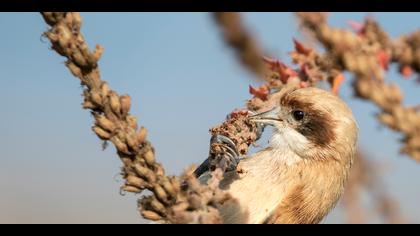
[40,12,419,224]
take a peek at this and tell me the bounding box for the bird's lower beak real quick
[249,107,282,126]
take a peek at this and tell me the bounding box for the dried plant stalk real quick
[40,12,235,224]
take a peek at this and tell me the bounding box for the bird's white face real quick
[251,87,358,161]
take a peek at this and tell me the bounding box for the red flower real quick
[293,38,312,56]
[377,50,390,71]
[332,73,345,95]
[249,85,270,101]
[400,65,413,78]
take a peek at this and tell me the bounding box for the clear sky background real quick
[0,12,419,224]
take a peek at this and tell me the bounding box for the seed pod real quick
[141,210,162,221]
[126,130,139,150]
[154,185,168,203]
[161,179,176,198]
[150,198,166,214]
[121,185,141,193]
[82,100,95,110]
[134,163,149,178]
[120,156,132,167]
[71,51,88,68]
[66,61,82,78]
[126,175,146,189]
[120,95,131,117]
[109,92,121,116]
[126,116,138,130]
[56,25,72,49]
[89,91,102,106]
[137,127,147,144]
[112,137,129,154]
[100,82,110,96]
[92,126,111,140]
[92,44,104,62]
[70,12,82,30]
[95,115,116,132]
[144,150,155,166]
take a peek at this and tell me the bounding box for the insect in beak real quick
[249,107,283,126]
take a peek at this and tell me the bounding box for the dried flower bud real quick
[150,198,166,214]
[109,92,121,116]
[92,126,111,140]
[141,210,162,221]
[121,185,140,193]
[126,130,139,150]
[120,95,131,117]
[71,51,88,68]
[56,25,72,49]
[95,115,116,132]
[66,61,82,78]
[90,91,102,106]
[126,115,138,130]
[154,185,168,203]
[144,150,155,166]
[92,45,104,62]
[111,137,129,154]
[134,163,150,179]
[82,100,95,110]
[161,179,176,198]
[137,127,147,144]
[70,12,82,30]
[100,82,110,96]
[127,175,147,189]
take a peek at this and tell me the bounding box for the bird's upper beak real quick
[249,106,283,126]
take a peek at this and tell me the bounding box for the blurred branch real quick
[213,12,269,79]
[295,12,420,161]
[40,12,233,224]
[342,151,405,224]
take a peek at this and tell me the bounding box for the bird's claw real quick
[209,134,241,173]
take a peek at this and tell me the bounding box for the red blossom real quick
[262,56,281,70]
[400,65,413,78]
[249,84,270,101]
[263,56,298,83]
[293,38,312,56]
[347,20,365,37]
[332,73,345,95]
[278,62,298,83]
[376,50,390,71]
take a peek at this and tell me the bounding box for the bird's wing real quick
[193,158,210,178]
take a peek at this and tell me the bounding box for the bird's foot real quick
[209,134,242,173]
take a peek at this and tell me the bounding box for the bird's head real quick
[250,87,358,162]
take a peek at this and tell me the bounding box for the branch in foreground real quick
[40,12,234,224]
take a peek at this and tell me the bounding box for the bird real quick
[195,87,358,224]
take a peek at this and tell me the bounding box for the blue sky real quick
[0,12,419,223]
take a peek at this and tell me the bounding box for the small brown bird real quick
[197,87,358,224]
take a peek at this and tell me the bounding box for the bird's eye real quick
[292,110,305,121]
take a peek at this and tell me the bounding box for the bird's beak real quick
[249,106,283,126]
